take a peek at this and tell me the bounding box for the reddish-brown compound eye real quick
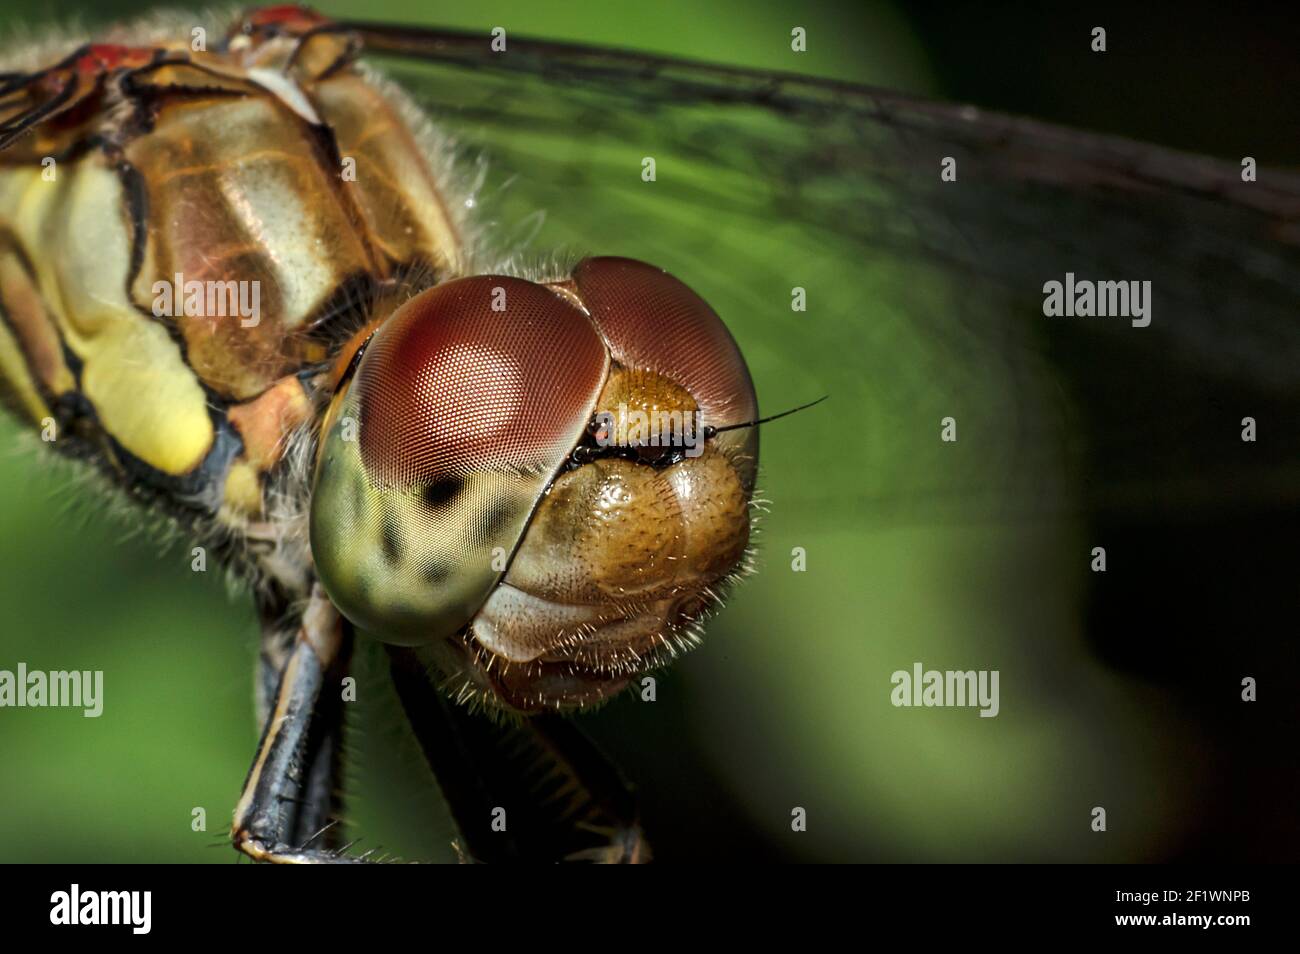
[571,257,759,482]
[356,276,608,489]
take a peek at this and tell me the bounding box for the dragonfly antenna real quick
[705,395,828,436]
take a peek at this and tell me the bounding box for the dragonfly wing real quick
[357,28,1300,527]
[360,30,1300,861]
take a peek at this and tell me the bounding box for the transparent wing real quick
[355,25,1300,532]
[357,31,1300,862]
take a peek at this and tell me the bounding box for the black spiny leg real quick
[388,646,651,864]
[233,584,357,863]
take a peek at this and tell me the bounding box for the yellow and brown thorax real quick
[0,11,463,572]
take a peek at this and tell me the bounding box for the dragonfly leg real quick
[254,589,351,852]
[530,714,652,864]
[388,647,651,863]
[233,584,359,863]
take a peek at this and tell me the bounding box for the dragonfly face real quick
[312,256,758,710]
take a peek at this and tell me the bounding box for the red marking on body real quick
[244,5,331,32]
[32,45,153,98]
[78,45,154,76]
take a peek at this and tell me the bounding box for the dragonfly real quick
[0,5,1296,863]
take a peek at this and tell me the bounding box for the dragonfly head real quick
[310,257,758,712]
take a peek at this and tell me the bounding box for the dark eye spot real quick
[476,501,516,544]
[420,475,465,511]
[380,508,402,564]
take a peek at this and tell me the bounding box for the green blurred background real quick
[0,0,1294,863]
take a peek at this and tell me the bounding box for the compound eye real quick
[311,276,608,644]
[356,277,607,488]
[572,257,758,485]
